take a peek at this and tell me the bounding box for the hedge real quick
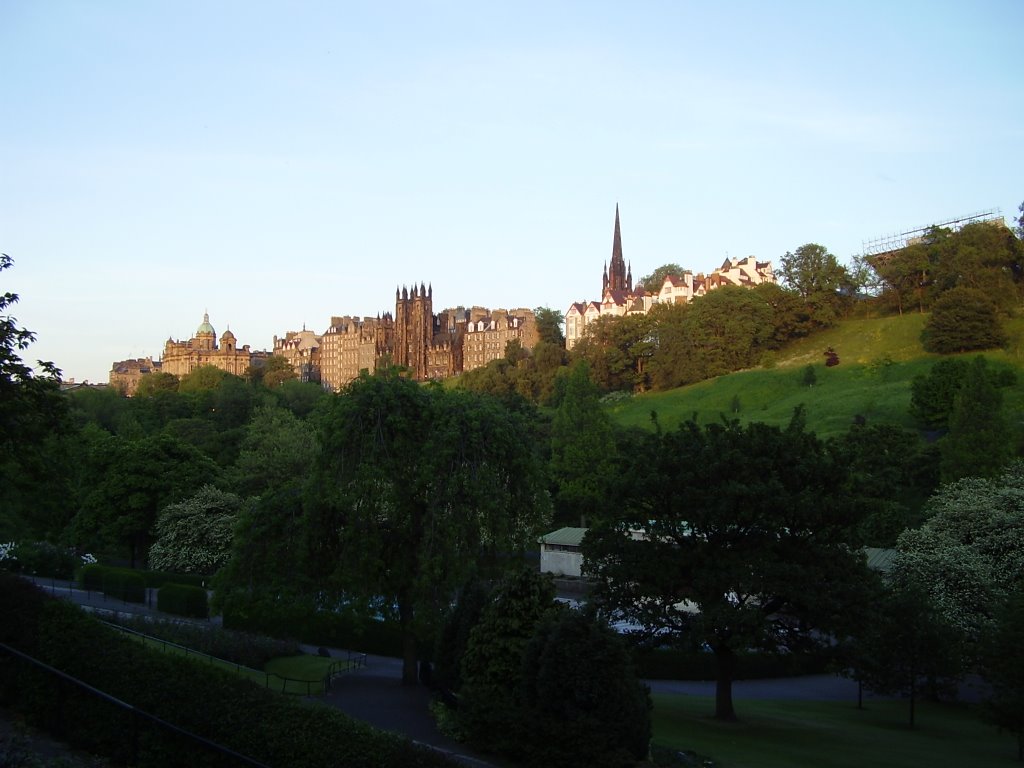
[0,574,453,768]
[157,583,209,619]
[78,564,147,603]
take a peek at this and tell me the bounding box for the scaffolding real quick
[862,208,1003,258]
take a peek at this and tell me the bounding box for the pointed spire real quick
[608,203,627,292]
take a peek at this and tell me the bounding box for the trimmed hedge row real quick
[0,574,453,768]
[79,564,147,603]
[222,596,405,658]
[157,582,209,619]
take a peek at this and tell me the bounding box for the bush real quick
[520,609,651,768]
[78,565,147,603]
[0,574,453,768]
[157,583,209,619]
[5,542,79,578]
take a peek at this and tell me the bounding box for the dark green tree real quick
[571,313,653,392]
[801,364,817,388]
[979,592,1024,761]
[549,361,617,527]
[848,581,964,728]
[458,569,558,757]
[922,286,1006,354]
[229,404,319,497]
[940,357,1011,482]
[0,254,69,538]
[520,608,652,768]
[306,371,551,684]
[69,433,220,567]
[638,263,684,293]
[134,371,179,397]
[533,306,566,346]
[584,413,870,720]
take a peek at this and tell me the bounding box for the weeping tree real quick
[305,370,552,684]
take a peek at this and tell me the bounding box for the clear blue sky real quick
[2,1,1021,383]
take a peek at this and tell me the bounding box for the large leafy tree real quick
[894,461,1024,640]
[571,313,653,393]
[306,371,551,684]
[638,263,684,293]
[979,592,1024,761]
[0,254,70,539]
[549,361,617,527]
[148,485,241,574]
[922,286,1006,354]
[229,404,319,497]
[533,306,566,346]
[70,433,220,567]
[583,413,870,720]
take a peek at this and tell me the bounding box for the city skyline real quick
[3,1,1022,383]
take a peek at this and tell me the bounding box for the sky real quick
[2,1,1022,384]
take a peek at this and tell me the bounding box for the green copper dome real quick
[196,312,215,336]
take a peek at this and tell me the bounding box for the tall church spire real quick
[607,203,628,293]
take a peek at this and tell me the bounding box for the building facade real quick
[159,313,255,378]
[566,208,776,350]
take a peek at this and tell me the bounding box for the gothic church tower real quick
[602,204,632,295]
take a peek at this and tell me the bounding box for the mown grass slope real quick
[607,312,1024,440]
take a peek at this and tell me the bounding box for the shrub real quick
[0,574,453,768]
[101,568,146,603]
[157,582,209,619]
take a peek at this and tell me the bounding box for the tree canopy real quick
[583,412,870,720]
[305,371,552,683]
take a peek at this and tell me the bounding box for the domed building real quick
[159,312,255,378]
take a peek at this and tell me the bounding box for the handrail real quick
[0,641,271,768]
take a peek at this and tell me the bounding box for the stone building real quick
[273,328,322,384]
[318,314,395,392]
[462,308,539,373]
[566,208,776,349]
[109,357,162,396]
[159,313,255,378]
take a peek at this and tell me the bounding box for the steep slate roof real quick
[538,527,588,547]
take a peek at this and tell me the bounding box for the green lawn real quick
[651,694,1017,768]
[120,630,338,695]
[606,313,1024,439]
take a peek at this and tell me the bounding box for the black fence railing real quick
[0,641,271,768]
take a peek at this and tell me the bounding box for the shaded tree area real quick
[921,286,1006,354]
[304,370,552,684]
[0,254,71,540]
[438,569,652,768]
[583,412,872,721]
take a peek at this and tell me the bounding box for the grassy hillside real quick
[606,313,1024,440]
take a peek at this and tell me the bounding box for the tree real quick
[638,263,684,293]
[571,313,653,392]
[306,371,552,684]
[801,364,817,387]
[894,461,1024,640]
[940,356,1011,482]
[909,356,1015,432]
[533,306,566,346]
[458,569,558,757]
[849,580,964,728]
[148,485,241,574]
[0,254,69,537]
[229,404,319,497]
[251,354,298,388]
[979,592,1024,761]
[520,608,652,768]
[549,361,617,527]
[134,371,179,397]
[922,286,1005,354]
[779,243,848,299]
[584,413,870,720]
[70,433,220,567]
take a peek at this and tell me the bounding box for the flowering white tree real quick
[148,486,240,575]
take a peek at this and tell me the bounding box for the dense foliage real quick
[0,575,453,768]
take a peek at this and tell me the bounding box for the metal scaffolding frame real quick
[862,208,1003,257]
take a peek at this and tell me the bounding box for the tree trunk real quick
[713,646,738,721]
[399,598,418,686]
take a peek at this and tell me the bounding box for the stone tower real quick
[395,283,433,379]
[602,204,632,295]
